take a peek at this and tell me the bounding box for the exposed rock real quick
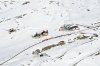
[59,24,79,31]
[8,28,16,34]
[32,30,48,39]
[32,49,41,55]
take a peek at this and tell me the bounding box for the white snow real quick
[0,0,100,66]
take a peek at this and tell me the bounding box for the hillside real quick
[0,0,100,66]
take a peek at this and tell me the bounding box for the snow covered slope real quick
[0,0,100,66]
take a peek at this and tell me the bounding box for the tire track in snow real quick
[0,22,100,65]
[56,38,98,59]
[72,48,100,66]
